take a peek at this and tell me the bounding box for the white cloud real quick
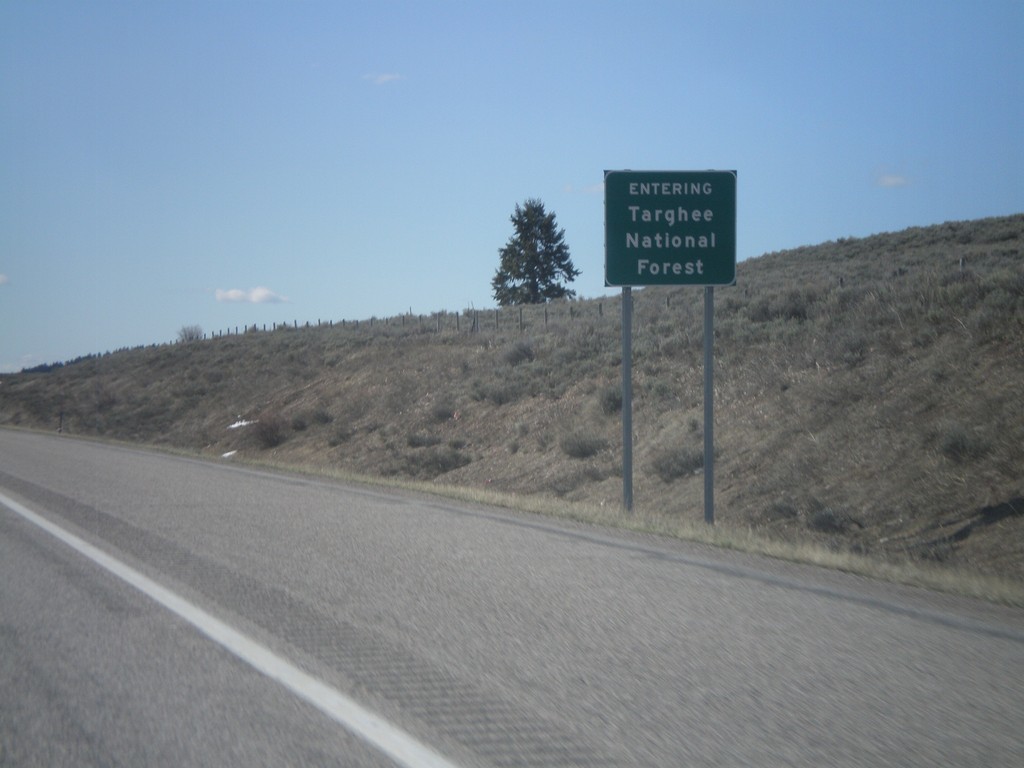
[877,173,910,188]
[215,287,287,304]
[249,286,287,303]
[363,72,402,85]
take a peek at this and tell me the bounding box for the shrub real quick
[759,501,799,523]
[560,432,608,459]
[471,380,522,406]
[599,386,622,415]
[504,339,536,366]
[254,413,286,448]
[431,400,457,422]
[826,327,869,367]
[938,425,990,463]
[402,446,471,478]
[647,377,675,402]
[327,426,353,446]
[807,507,860,533]
[749,289,815,323]
[650,446,704,482]
[407,433,441,448]
[178,325,203,343]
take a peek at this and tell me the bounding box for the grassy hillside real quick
[3,214,1022,586]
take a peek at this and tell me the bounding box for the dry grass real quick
[2,214,1022,601]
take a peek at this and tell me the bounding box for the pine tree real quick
[491,199,579,306]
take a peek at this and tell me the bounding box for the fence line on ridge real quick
[197,300,623,342]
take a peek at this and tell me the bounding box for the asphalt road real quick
[1,429,1022,767]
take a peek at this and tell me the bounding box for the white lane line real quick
[0,491,462,768]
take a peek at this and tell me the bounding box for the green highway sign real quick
[605,170,736,286]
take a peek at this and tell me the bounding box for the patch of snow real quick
[222,450,238,458]
[227,419,255,430]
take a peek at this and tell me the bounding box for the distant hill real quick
[2,214,1022,583]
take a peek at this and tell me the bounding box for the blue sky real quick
[2,1,1021,371]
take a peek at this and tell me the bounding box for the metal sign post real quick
[704,286,715,524]
[621,287,633,511]
[605,170,736,523]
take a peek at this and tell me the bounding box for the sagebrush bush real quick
[400,446,471,478]
[748,288,818,323]
[254,414,286,448]
[504,340,535,366]
[178,325,203,343]
[431,401,457,422]
[649,446,703,482]
[938,425,990,463]
[807,507,860,533]
[560,432,608,459]
[327,426,353,447]
[599,386,622,415]
[471,380,522,406]
[407,433,441,448]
